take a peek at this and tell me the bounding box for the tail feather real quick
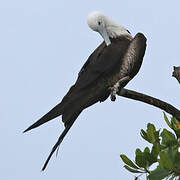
[42,110,82,171]
[23,103,63,133]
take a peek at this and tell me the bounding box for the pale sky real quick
[1,0,180,179]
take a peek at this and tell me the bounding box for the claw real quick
[110,76,131,102]
[110,83,119,102]
[110,94,116,101]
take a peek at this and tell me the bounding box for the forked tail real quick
[23,103,63,133]
[42,110,82,171]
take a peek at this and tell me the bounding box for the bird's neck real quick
[107,25,132,40]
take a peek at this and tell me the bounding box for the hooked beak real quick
[98,25,111,46]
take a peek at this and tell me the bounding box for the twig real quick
[172,66,180,84]
[117,88,180,121]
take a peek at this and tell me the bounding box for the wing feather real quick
[76,38,131,90]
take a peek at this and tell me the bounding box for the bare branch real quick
[117,88,180,121]
[172,66,180,84]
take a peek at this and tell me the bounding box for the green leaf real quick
[143,147,151,166]
[166,147,175,165]
[147,123,156,132]
[140,124,160,145]
[171,117,180,138]
[151,143,160,157]
[144,147,150,153]
[154,130,160,142]
[174,129,180,138]
[148,166,170,180]
[171,117,179,128]
[124,165,144,173]
[174,151,180,168]
[146,123,156,143]
[163,112,172,129]
[120,154,139,169]
[159,151,173,170]
[140,129,150,142]
[135,149,147,168]
[150,144,160,164]
[160,129,177,147]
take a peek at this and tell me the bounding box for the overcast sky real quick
[1,0,180,179]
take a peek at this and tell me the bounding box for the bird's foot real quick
[110,76,131,102]
[110,83,120,102]
[110,94,116,101]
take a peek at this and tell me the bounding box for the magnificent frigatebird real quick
[24,11,147,170]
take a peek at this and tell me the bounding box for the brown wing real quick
[24,36,135,171]
[117,33,147,88]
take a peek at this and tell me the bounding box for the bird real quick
[23,11,147,171]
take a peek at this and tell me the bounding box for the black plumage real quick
[24,33,146,170]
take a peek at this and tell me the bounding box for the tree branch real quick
[172,66,180,84]
[117,88,180,121]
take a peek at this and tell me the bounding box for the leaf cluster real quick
[120,113,180,180]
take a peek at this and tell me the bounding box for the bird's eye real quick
[98,21,101,25]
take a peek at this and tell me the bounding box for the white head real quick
[87,11,132,46]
